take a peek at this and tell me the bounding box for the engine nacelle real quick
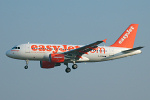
[49,54,65,63]
[40,61,55,69]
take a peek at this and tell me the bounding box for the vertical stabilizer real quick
[110,24,138,48]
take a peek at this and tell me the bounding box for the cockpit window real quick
[12,47,20,49]
[12,47,17,49]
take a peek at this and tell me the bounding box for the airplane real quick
[6,24,143,73]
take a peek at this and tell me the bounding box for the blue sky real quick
[0,0,150,100]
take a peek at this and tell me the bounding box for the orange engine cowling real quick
[40,61,55,69]
[49,54,65,63]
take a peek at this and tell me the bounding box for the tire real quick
[72,64,78,69]
[24,66,28,69]
[65,68,71,73]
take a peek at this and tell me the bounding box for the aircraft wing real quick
[62,39,107,60]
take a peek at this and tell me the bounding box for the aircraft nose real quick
[6,50,11,57]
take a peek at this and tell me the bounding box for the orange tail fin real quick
[110,24,139,48]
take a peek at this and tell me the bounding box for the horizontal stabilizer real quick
[102,46,143,61]
[122,46,144,53]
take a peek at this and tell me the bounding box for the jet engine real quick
[40,61,55,68]
[49,54,65,63]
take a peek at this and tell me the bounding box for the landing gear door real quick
[25,44,30,53]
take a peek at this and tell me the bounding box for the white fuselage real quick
[6,43,142,63]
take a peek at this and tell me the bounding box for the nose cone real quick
[6,50,11,57]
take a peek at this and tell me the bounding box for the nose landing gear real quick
[24,60,29,69]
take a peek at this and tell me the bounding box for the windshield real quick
[12,47,20,49]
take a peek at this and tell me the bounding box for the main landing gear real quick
[64,62,78,73]
[24,60,29,69]
[72,64,78,69]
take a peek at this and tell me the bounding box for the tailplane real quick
[110,24,138,48]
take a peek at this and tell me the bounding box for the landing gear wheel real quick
[65,67,71,73]
[24,65,28,69]
[72,64,78,69]
[24,60,29,69]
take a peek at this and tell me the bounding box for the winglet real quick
[103,39,107,43]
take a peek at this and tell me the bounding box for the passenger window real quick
[18,47,20,49]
